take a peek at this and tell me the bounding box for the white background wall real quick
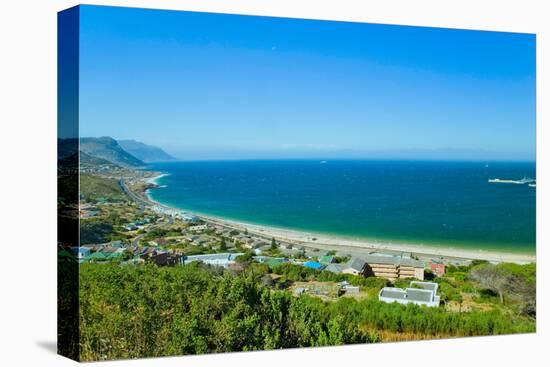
[0,1,547,366]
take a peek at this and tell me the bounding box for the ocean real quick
[148,160,536,254]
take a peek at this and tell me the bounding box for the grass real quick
[80,174,128,203]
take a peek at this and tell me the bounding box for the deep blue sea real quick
[148,160,536,253]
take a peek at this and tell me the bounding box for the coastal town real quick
[60,158,534,309]
[57,137,537,360]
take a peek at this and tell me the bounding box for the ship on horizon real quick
[488,176,536,185]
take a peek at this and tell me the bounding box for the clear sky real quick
[78,5,536,161]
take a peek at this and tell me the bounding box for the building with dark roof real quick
[149,252,183,266]
[342,258,367,276]
[325,263,344,273]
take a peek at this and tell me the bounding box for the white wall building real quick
[378,281,440,307]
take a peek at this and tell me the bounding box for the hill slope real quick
[118,139,177,162]
[80,137,144,167]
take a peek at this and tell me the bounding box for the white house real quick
[378,281,440,307]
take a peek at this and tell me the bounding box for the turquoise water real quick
[148,160,536,254]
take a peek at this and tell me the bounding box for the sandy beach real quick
[199,214,535,264]
[145,173,170,185]
[139,177,535,265]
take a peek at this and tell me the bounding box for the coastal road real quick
[120,179,175,225]
[120,179,173,247]
[119,179,151,207]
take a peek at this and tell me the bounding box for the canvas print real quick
[57,5,536,362]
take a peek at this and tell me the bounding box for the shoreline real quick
[140,176,535,265]
[145,173,170,185]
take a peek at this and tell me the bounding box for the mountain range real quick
[118,139,177,163]
[80,137,145,167]
[59,137,177,168]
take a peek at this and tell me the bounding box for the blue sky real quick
[78,5,536,161]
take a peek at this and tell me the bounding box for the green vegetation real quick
[79,262,372,361]
[80,220,115,245]
[436,261,536,317]
[79,261,535,361]
[71,165,536,360]
[80,174,128,203]
[270,263,389,289]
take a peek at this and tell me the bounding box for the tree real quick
[219,237,227,251]
[271,237,277,250]
[122,249,134,261]
[236,251,253,263]
[469,264,514,304]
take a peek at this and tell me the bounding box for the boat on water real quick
[488,176,536,185]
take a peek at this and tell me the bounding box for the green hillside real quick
[79,174,127,203]
[80,137,144,167]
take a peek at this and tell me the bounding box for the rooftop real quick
[303,261,324,270]
[325,264,344,273]
[410,281,438,293]
[379,281,439,306]
[363,254,424,268]
[379,288,406,300]
[345,258,367,271]
[405,288,434,303]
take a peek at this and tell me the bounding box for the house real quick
[325,263,344,274]
[378,281,440,307]
[430,259,446,276]
[188,224,208,233]
[87,251,110,262]
[319,255,334,264]
[303,260,325,270]
[182,214,200,223]
[149,252,183,267]
[81,244,104,252]
[363,254,425,280]
[183,253,244,268]
[88,250,122,262]
[100,246,124,254]
[70,247,90,262]
[340,281,360,294]
[124,223,138,231]
[342,258,367,276]
[140,247,158,258]
[109,240,125,248]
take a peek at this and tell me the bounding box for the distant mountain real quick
[118,139,177,163]
[80,137,144,167]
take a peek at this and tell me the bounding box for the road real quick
[119,179,151,207]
